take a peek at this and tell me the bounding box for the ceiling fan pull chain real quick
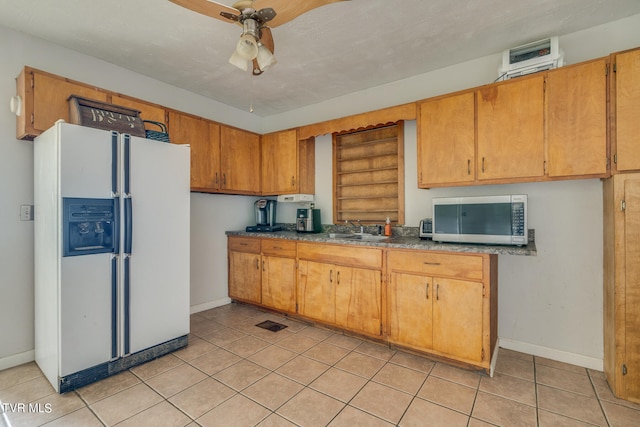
[249,77,255,113]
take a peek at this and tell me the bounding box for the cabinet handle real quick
[467,159,471,175]
[482,157,485,173]
[223,173,227,186]
[423,262,441,266]
[255,258,259,270]
[291,176,295,187]
[329,269,333,283]
[337,271,340,285]
[262,260,265,272]
[215,172,219,185]
[436,284,440,300]
[426,283,429,300]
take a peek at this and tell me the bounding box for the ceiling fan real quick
[169,0,350,75]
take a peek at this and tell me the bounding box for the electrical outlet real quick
[20,205,34,221]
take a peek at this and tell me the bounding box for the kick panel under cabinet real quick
[227,236,497,372]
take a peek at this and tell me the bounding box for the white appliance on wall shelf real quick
[498,36,564,81]
[34,122,190,393]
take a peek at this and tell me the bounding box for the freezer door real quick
[60,254,116,376]
[59,123,118,198]
[122,135,190,354]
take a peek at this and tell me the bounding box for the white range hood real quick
[277,194,314,203]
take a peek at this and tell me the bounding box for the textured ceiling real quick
[1,0,639,116]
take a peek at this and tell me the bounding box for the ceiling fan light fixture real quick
[235,33,259,60]
[256,43,276,71]
[229,50,249,71]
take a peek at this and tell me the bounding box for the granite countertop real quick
[226,228,537,256]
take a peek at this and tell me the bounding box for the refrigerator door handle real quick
[123,254,131,355]
[111,255,118,359]
[124,198,132,255]
[113,197,120,254]
[111,131,119,196]
[123,134,131,197]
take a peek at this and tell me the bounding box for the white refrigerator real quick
[34,122,190,393]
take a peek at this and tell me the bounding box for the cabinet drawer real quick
[228,236,260,253]
[261,239,296,257]
[387,250,483,280]
[298,242,382,270]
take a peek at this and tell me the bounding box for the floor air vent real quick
[255,320,288,332]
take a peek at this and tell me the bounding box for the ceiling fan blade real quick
[252,0,350,27]
[260,26,275,53]
[169,0,240,23]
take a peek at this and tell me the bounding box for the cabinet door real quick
[388,273,433,350]
[623,177,640,400]
[168,112,220,191]
[614,49,640,172]
[228,251,261,303]
[477,76,545,181]
[33,71,108,133]
[418,92,475,187]
[262,255,297,313]
[111,95,166,125]
[433,278,484,362]
[335,266,382,336]
[547,59,608,177]
[297,260,335,323]
[220,126,261,194]
[262,129,298,195]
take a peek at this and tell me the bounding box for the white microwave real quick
[432,195,528,246]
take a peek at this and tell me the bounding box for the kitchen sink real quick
[327,233,390,241]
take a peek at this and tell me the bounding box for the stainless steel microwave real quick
[432,194,528,246]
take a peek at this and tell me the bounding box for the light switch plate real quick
[20,204,34,221]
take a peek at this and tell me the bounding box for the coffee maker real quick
[296,204,322,233]
[246,199,282,232]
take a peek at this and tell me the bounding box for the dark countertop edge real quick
[225,230,537,256]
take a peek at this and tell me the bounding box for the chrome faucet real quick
[345,220,364,234]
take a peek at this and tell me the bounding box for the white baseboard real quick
[0,349,35,371]
[499,337,603,371]
[190,297,232,314]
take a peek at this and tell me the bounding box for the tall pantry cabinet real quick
[603,47,640,404]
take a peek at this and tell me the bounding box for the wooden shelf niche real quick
[333,123,405,224]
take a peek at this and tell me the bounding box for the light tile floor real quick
[2,303,640,426]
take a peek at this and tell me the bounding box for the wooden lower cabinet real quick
[388,273,433,349]
[228,250,261,304]
[227,237,495,371]
[228,236,297,311]
[298,260,382,337]
[261,255,297,313]
[387,249,496,370]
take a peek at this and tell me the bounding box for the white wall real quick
[1,14,639,370]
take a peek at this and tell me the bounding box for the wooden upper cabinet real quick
[16,67,108,140]
[477,75,545,181]
[612,48,640,172]
[168,111,220,191]
[111,95,166,126]
[418,92,475,187]
[220,126,261,195]
[546,58,608,178]
[261,129,315,196]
